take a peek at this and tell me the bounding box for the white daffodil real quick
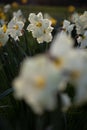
[49,32,74,69]
[62,20,74,35]
[73,11,87,35]
[62,49,87,105]
[7,17,24,41]
[4,4,11,13]
[49,32,74,58]
[70,12,79,23]
[77,31,87,48]
[63,50,87,81]
[13,55,63,114]
[13,10,26,23]
[79,11,87,29]
[27,12,53,43]
[0,25,8,46]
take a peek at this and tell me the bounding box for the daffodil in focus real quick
[0,25,8,46]
[13,10,26,23]
[27,12,53,43]
[7,17,24,41]
[13,54,64,114]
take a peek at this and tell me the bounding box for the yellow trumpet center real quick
[13,25,19,30]
[70,71,80,79]
[50,18,57,26]
[35,76,45,89]
[36,22,42,27]
[53,58,63,68]
[2,24,7,33]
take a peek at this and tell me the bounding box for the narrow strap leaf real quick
[0,88,13,99]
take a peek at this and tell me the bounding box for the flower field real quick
[0,4,87,130]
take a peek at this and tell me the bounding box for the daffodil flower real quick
[13,55,64,114]
[7,17,24,41]
[62,20,74,35]
[49,32,74,59]
[62,49,87,105]
[27,12,53,43]
[73,11,87,35]
[13,10,26,23]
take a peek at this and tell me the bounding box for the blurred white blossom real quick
[4,4,11,13]
[73,11,87,34]
[13,10,26,23]
[13,55,64,114]
[50,32,74,58]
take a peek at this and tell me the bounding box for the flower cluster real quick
[1,5,87,116]
[13,30,87,114]
[0,11,53,44]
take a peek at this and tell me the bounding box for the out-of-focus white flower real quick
[4,4,11,13]
[62,20,74,35]
[79,11,87,29]
[63,49,87,105]
[13,10,26,23]
[49,32,74,58]
[0,25,8,46]
[70,12,79,23]
[13,55,63,114]
[73,11,87,34]
[27,12,53,43]
[7,17,24,41]
[77,31,87,48]
[63,50,87,81]
[49,32,74,69]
